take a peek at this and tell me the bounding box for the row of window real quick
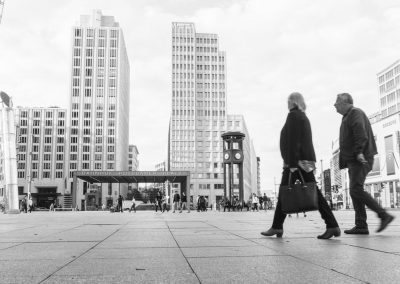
[74,38,118,48]
[19,119,65,127]
[74,28,118,39]
[73,58,118,68]
[73,48,118,58]
[17,171,64,179]
[380,89,400,107]
[172,37,218,45]
[71,111,115,118]
[196,65,225,71]
[196,83,225,89]
[19,111,65,119]
[72,77,117,88]
[195,74,225,80]
[70,136,115,144]
[172,119,227,127]
[172,46,220,54]
[72,88,117,97]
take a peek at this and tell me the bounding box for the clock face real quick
[224,153,230,160]
[235,152,242,160]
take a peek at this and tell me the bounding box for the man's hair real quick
[337,93,353,104]
[288,92,306,111]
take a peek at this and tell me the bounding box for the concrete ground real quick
[0,209,399,284]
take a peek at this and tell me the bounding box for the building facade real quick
[68,10,130,209]
[14,107,69,208]
[169,22,258,206]
[128,145,139,171]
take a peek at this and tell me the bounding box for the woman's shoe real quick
[260,228,283,238]
[317,227,341,239]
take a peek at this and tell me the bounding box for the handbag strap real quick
[288,170,306,189]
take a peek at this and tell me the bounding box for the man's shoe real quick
[377,214,395,233]
[344,227,369,235]
[260,228,283,238]
[317,227,341,239]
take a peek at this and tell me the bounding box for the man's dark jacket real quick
[173,193,180,202]
[339,106,377,169]
[280,107,316,168]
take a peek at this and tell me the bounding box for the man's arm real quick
[350,109,368,159]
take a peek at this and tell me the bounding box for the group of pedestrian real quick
[20,195,33,213]
[261,92,395,240]
[172,190,190,213]
[154,190,170,212]
[248,193,271,212]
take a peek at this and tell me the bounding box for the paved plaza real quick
[0,209,399,284]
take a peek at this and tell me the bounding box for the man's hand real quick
[356,153,368,164]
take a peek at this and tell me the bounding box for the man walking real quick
[180,192,189,213]
[263,193,268,211]
[117,195,124,213]
[155,190,162,212]
[172,190,180,213]
[335,93,394,234]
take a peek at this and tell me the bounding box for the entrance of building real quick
[35,187,58,209]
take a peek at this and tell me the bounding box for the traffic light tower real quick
[222,132,245,203]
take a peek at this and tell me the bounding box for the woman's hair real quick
[288,92,306,111]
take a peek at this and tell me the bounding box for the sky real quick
[1,0,400,194]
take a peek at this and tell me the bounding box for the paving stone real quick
[188,256,363,284]
[0,242,96,260]
[0,209,398,283]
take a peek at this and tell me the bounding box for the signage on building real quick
[76,171,190,177]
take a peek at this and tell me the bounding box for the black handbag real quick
[279,170,319,214]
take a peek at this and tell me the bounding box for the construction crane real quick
[0,0,5,24]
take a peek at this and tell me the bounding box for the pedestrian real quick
[130,196,136,213]
[263,193,268,211]
[334,93,395,234]
[261,92,340,239]
[117,195,123,213]
[161,194,168,212]
[155,190,162,212]
[258,195,263,210]
[21,198,27,213]
[28,197,33,213]
[180,192,189,213]
[252,193,259,211]
[49,203,54,212]
[222,196,230,212]
[172,190,180,213]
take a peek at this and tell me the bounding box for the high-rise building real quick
[68,10,130,209]
[169,22,258,205]
[14,107,69,208]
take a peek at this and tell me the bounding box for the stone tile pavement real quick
[0,209,399,283]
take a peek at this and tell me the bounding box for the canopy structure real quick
[72,171,191,208]
[74,170,190,184]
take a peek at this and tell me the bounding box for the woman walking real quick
[261,92,340,239]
